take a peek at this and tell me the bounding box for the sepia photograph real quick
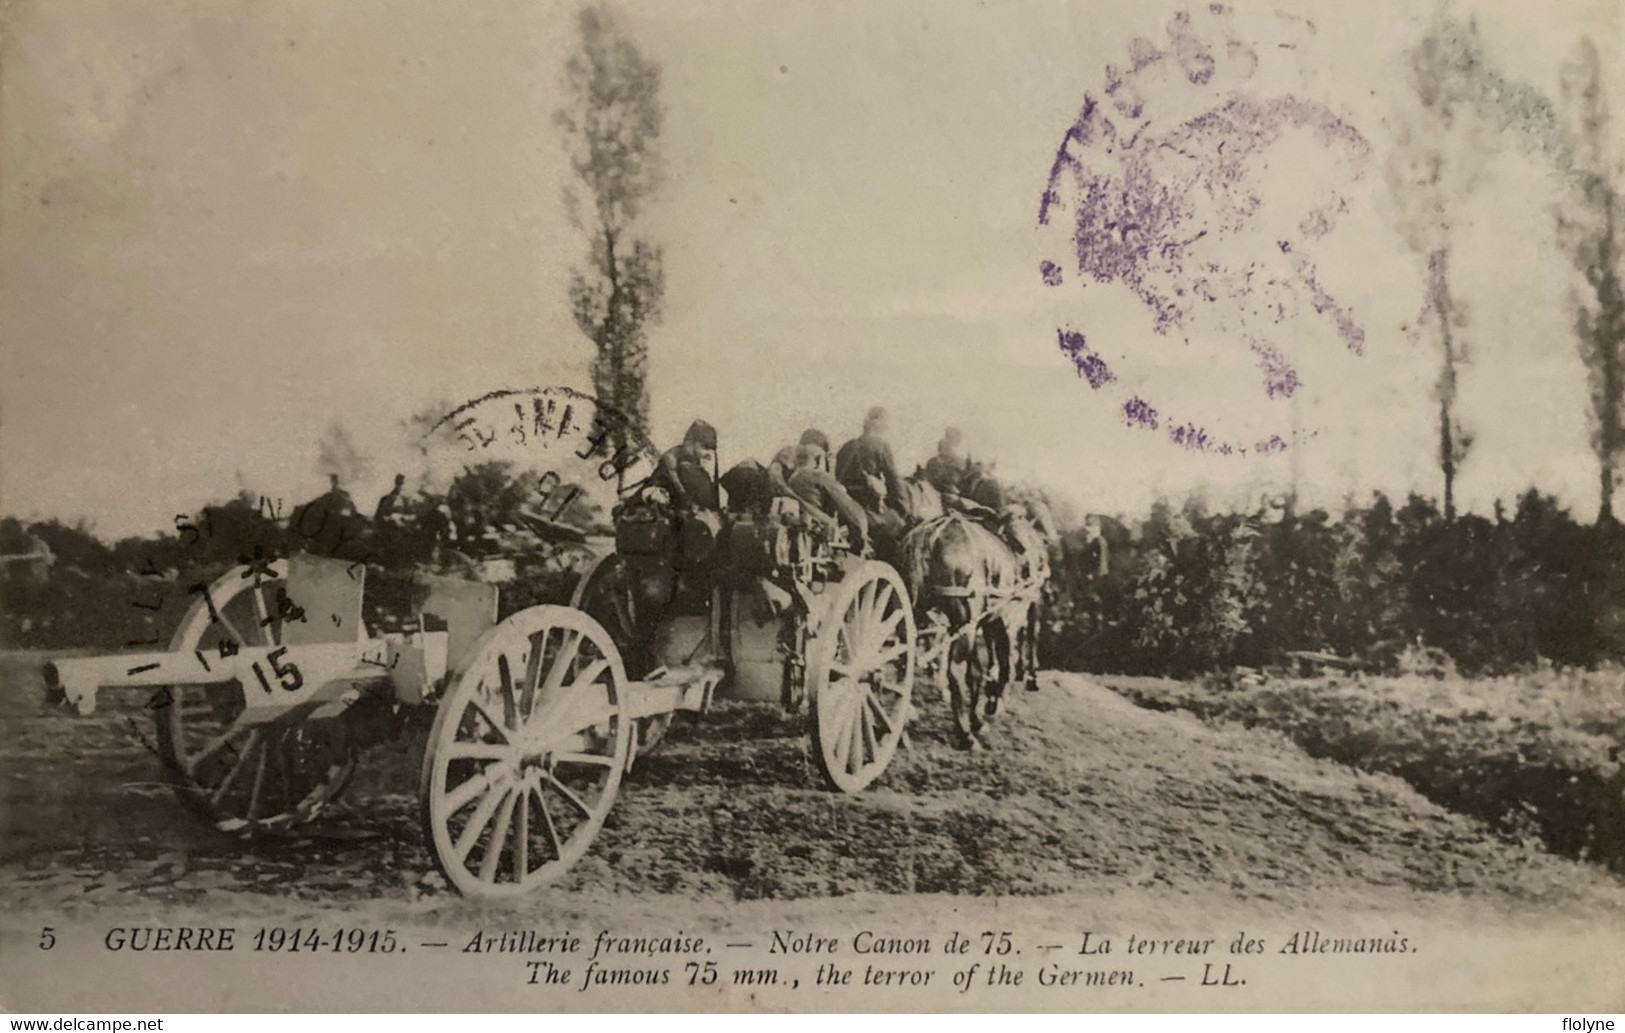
[0,0,1622,1014]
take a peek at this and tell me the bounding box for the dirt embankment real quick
[4,650,1624,919]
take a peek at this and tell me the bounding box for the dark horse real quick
[899,506,1050,749]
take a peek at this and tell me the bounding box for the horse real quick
[899,512,1024,749]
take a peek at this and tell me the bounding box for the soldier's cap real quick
[798,428,831,452]
[684,419,718,449]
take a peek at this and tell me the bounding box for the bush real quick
[1044,490,1625,676]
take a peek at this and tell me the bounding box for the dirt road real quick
[5,649,1623,914]
[3,652,1624,1009]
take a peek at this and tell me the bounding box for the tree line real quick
[1043,489,1625,677]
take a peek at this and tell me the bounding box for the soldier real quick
[291,473,362,558]
[767,429,826,494]
[785,430,868,551]
[835,406,907,558]
[922,426,969,497]
[323,473,357,518]
[963,456,1005,511]
[374,473,408,522]
[652,419,720,511]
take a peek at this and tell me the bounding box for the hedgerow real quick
[1044,490,1625,676]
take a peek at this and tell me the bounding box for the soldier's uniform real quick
[786,432,868,551]
[922,427,968,497]
[964,467,1005,511]
[652,420,720,511]
[835,408,908,560]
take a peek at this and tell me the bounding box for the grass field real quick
[1102,668,1625,871]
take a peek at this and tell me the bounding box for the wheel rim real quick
[422,605,629,896]
[809,562,916,792]
[155,560,356,829]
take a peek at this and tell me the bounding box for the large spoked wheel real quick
[570,553,670,752]
[421,605,631,897]
[807,561,916,793]
[153,560,357,830]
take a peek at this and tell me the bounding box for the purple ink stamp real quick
[1036,6,1372,456]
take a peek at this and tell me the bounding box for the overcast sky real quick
[2,0,1620,538]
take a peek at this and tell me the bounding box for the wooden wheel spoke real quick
[833,625,856,669]
[446,741,511,761]
[519,636,545,721]
[463,693,512,743]
[442,769,495,814]
[543,773,594,818]
[846,690,867,772]
[188,722,254,773]
[848,591,873,655]
[533,681,614,745]
[876,582,900,619]
[478,790,519,883]
[208,730,260,806]
[829,684,860,764]
[514,785,530,881]
[215,610,255,649]
[855,583,875,641]
[454,782,511,863]
[497,654,520,731]
[553,750,615,769]
[245,737,270,819]
[857,693,879,770]
[274,734,293,813]
[563,657,611,694]
[540,629,585,697]
[872,639,910,670]
[532,783,562,862]
[246,582,275,647]
[864,689,894,738]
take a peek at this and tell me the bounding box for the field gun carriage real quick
[43,483,1046,898]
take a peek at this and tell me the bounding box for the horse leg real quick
[946,634,977,751]
[1022,606,1041,692]
[967,628,993,750]
[983,616,1015,717]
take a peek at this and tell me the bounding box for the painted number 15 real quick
[251,646,304,695]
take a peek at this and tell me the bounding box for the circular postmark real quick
[425,386,661,501]
[413,386,664,581]
[1037,4,1372,456]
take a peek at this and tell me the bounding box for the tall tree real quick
[1387,12,1497,521]
[554,4,665,490]
[1555,39,1625,523]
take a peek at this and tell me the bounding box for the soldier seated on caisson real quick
[641,419,725,613]
[783,429,868,554]
[652,419,720,512]
[835,406,907,561]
